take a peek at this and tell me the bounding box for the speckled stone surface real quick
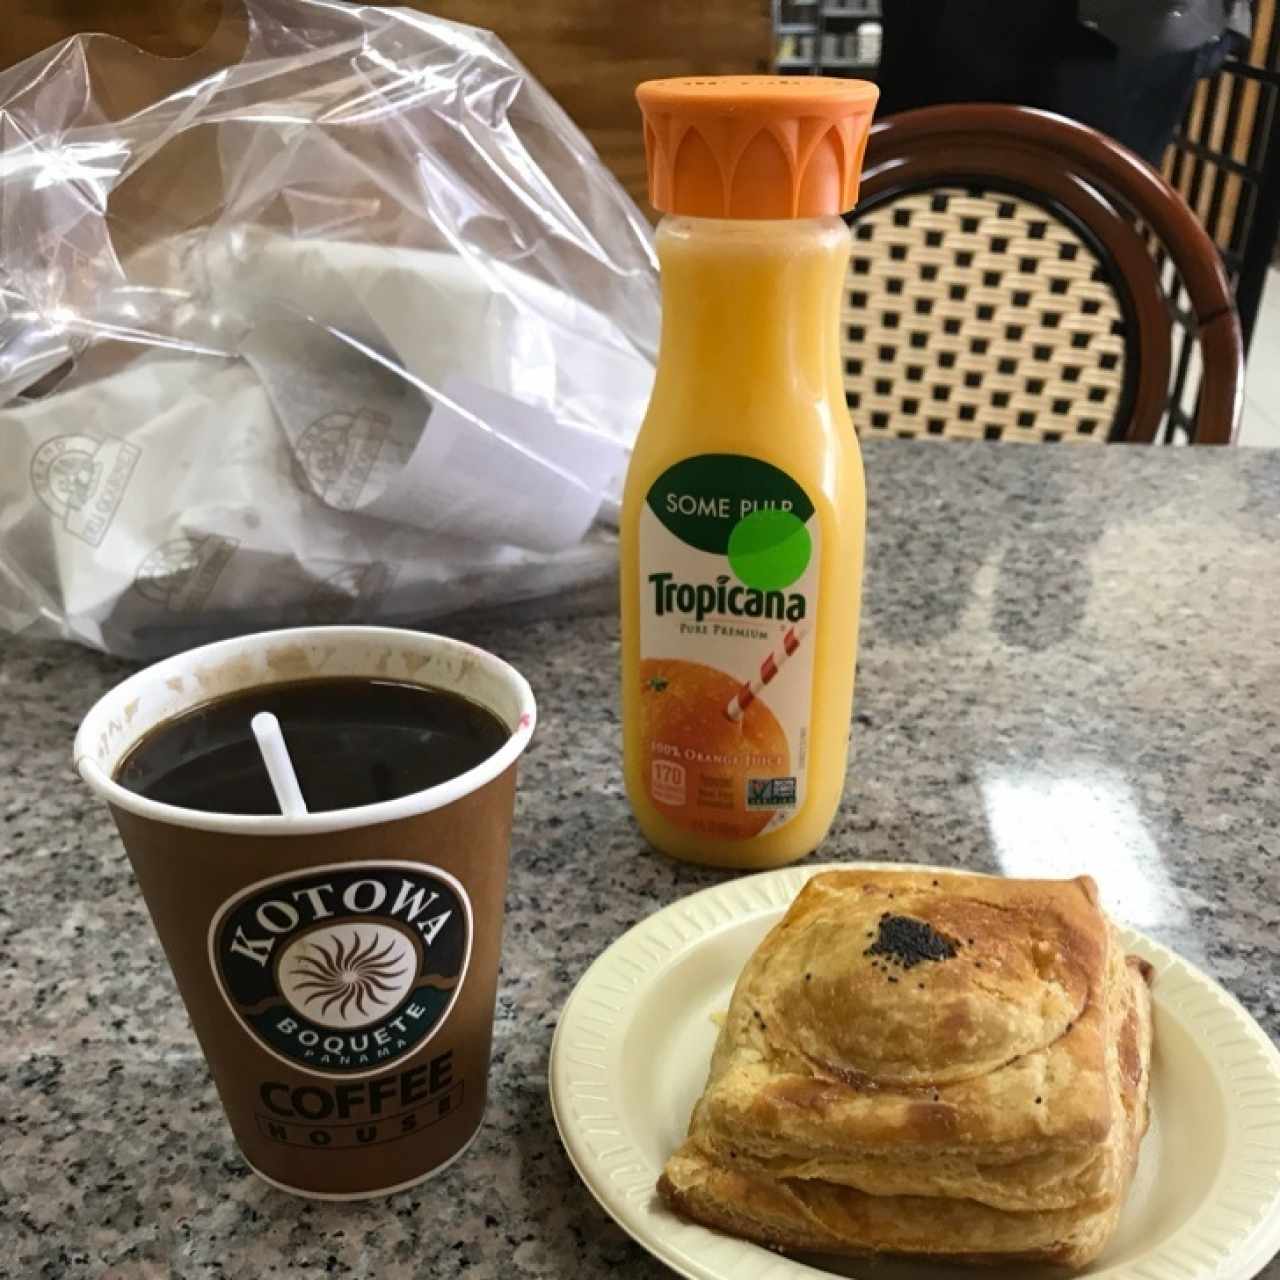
[2,441,1278,1278]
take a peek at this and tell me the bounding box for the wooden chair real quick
[844,104,1244,444]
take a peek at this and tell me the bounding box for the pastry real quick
[658,869,1154,1267]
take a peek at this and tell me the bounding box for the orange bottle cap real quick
[636,76,879,220]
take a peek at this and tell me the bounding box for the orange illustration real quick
[639,658,790,839]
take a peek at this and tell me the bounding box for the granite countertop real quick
[3,440,1278,1278]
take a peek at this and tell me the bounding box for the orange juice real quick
[622,76,878,869]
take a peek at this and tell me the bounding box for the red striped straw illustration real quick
[725,626,807,722]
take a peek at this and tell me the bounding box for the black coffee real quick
[115,678,510,814]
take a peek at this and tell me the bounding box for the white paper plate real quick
[549,864,1280,1280]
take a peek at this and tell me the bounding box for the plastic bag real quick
[0,0,658,658]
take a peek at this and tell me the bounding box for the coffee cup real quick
[74,625,535,1198]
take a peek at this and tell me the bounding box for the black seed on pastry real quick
[805,972,812,982]
[1035,1097,1043,1104]
[866,915,960,970]
[932,879,939,886]
[887,975,899,983]
[918,983,925,989]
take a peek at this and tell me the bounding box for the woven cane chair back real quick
[844,106,1243,444]
[846,187,1127,443]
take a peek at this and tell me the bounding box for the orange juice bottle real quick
[622,76,878,869]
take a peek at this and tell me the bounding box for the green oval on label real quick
[728,509,812,590]
[646,454,815,554]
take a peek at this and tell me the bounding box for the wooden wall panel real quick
[0,1,771,212]
[0,1,226,62]
[427,0,772,209]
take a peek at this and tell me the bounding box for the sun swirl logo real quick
[211,862,471,1078]
[282,928,412,1026]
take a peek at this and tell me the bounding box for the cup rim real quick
[74,625,537,837]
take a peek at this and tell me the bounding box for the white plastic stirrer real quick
[250,712,309,817]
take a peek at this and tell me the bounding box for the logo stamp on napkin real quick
[133,535,239,611]
[30,432,140,547]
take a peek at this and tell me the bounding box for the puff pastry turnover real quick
[659,870,1154,1268]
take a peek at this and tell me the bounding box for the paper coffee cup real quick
[74,625,536,1199]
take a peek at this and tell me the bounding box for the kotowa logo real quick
[210,862,472,1078]
[30,432,140,546]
